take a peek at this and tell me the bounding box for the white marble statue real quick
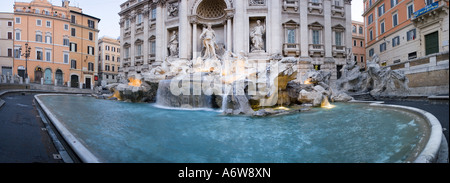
[200,23,217,60]
[168,30,179,57]
[250,20,265,52]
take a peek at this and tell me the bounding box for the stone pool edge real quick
[33,94,444,163]
[349,100,444,163]
[34,94,101,163]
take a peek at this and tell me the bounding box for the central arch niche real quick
[196,0,227,19]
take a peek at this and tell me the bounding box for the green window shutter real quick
[425,31,439,55]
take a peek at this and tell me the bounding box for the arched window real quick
[359,26,363,34]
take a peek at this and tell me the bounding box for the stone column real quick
[270,0,282,54]
[130,11,137,67]
[143,6,150,66]
[300,0,309,58]
[324,0,332,58]
[345,1,352,59]
[155,2,164,64]
[179,0,191,60]
[192,22,198,59]
[233,0,246,53]
[119,19,125,69]
[227,17,232,51]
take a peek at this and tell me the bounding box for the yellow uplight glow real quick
[321,97,335,109]
[128,77,142,87]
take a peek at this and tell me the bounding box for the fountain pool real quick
[36,94,431,163]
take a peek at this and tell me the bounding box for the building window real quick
[408,52,417,60]
[390,0,398,8]
[14,48,21,58]
[369,29,373,41]
[64,24,69,30]
[70,42,77,52]
[312,30,320,44]
[125,19,130,29]
[45,50,51,62]
[88,46,95,55]
[407,3,414,19]
[335,32,342,46]
[361,56,364,63]
[8,48,13,57]
[112,56,115,62]
[354,40,357,46]
[136,44,142,56]
[112,65,115,72]
[368,14,373,25]
[36,50,43,60]
[378,4,385,17]
[150,41,156,55]
[352,25,356,33]
[88,62,94,71]
[380,42,386,52]
[89,32,93,41]
[137,14,143,25]
[36,33,43,42]
[45,35,52,44]
[151,8,157,20]
[392,13,398,27]
[88,20,95,29]
[36,19,42,26]
[63,38,70,46]
[407,29,416,41]
[8,21,12,27]
[71,60,77,69]
[369,48,374,57]
[64,53,69,64]
[354,55,358,62]
[360,41,363,47]
[105,54,110,61]
[15,31,21,41]
[287,29,296,44]
[71,15,76,24]
[125,47,130,58]
[359,27,363,34]
[106,46,110,51]
[8,32,13,40]
[71,28,76,36]
[15,17,21,24]
[380,21,385,34]
[392,36,400,47]
[46,21,51,27]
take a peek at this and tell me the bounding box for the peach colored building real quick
[363,0,449,95]
[352,20,366,69]
[67,3,100,89]
[13,0,71,85]
[12,0,100,88]
[362,0,449,66]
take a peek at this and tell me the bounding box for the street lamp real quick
[19,43,32,80]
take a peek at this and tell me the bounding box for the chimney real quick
[62,0,70,8]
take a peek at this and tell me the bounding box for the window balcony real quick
[283,43,300,57]
[332,45,346,57]
[283,0,299,12]
[331,5,345,17]
[308,1,323,14]
[134,55,143,66]
[309,44,324,57]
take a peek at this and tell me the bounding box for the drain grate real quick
[53,154,62,160]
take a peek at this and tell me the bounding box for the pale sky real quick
[1,0,366,38]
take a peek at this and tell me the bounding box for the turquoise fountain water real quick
[38,95,428,163]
